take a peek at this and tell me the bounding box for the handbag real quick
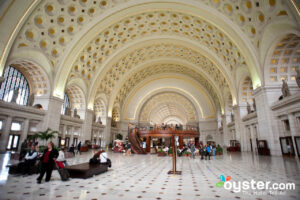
[106,158,112,168]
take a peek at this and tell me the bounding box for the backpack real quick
[89,156,100,164]
[106,158,112,168]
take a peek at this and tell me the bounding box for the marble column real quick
[221,115,230,147]
[103,117,112,148]
[81,109,93,142]
[288,114,299,156]
[0,116,12,152]
[70,126,74,146]
[233,105,245,151]
[18,119,30,151]
[253,86,282,156]
[42,96,63,146]
[250,125,257,153]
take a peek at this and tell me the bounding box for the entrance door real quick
[294,137,300,157]
[73,137,78,146]
[58,136,61,147]
[7,134,20,151]
[65,137,70,148]
[250,139,253,152]
[280,137,295,156]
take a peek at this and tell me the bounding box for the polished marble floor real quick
[0,151,299,200]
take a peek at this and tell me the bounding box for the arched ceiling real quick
[139,92,197,124]
[122,75,215,120]
[266,34,300,84]
[112,63,222,111]
[2,0,298,119]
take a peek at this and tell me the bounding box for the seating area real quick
[7,162,39,175]
[65,162,108,179]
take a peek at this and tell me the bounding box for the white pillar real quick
[19,118,30,150]
[250,125,257,153]
[70,126,74,146]
[288,114,298,156]
[221,115,230,147]
[103,117,112,148]
[233,105,244,144]
[81,109,93,142]
[253,87,282,156]
[0,116,12,152]
[42,96,63,146]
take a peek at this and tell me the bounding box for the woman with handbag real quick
[36,142,58,184]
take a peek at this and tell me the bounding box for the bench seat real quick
[65,162,108,179]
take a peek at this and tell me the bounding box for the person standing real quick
[77,141,82,155]
[37,142,58,184]
[212,145,216,156]
[190,143,196,159]
[199,144,204,160]
[206,145,211,160]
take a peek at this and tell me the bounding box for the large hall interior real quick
[0,0,300,199]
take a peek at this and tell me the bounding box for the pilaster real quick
[0,116,12,152]
[253,86,282,156]
[81,109,93,142]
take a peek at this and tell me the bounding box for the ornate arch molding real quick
[87,38,234,108]
[6,49,52,96]
[108,60,224,113]
[120,75,216,121]
[263,32,300,86]
[65,82,86,110]
[51,1,261,99]
[138,92,198,124]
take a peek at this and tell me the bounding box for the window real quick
[0,121,2,130]
[0,66,30,105]
[283,120,290,131]
[61,93,70,114]
[11,122,21,131]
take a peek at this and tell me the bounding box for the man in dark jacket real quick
[77,141,82,155]
[37,142,58,184]
[22,145,37,174]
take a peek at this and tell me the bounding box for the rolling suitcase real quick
[55,161,70,181]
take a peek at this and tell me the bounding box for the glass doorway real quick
[280,137,295,156]
[7,134,20,151]
[294,136,300,157]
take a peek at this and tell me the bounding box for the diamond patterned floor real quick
[0,151,299,200]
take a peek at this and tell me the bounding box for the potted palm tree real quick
[34,128,59,151]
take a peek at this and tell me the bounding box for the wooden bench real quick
[65,162,108,179]
[7,162,39,175]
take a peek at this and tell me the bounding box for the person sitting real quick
[126,143,132,155]
[56,148,68,167]
[89,150,104,164]
[20,145,37,175]
[163,146,169,153]
[68,144,75,156]
[99,150,108,164]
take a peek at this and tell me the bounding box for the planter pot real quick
[157,152,167,156]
